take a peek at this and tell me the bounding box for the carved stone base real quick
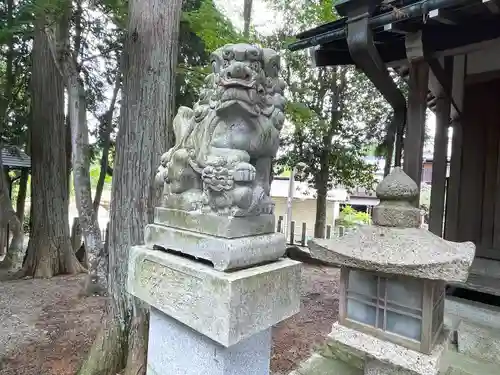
[127,245,301,347]
[154,207,276,238]
[145,223,286,271]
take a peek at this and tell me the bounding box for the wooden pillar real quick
[301,222,307,246]
[403,60,429,205]
[444,55,466,241]
[429,57,453,237]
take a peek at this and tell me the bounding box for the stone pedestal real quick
[128,237,300,374]
[145,208,286,271]
[147,308,272,375]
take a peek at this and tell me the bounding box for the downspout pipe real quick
[342,0,407,175]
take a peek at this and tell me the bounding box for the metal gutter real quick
[342,0,407,174]
[289,0,476,52]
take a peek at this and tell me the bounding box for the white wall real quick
[466,39,500,75]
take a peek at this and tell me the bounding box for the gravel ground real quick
[0,264,340,375]
[0,274,107,375]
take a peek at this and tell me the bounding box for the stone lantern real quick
[308,167,475,375]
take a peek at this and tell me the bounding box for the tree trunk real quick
[0,0,14,120]
[0,154,25,270]
[243,0,253,39]
[22,19,84,278]
[77,0,182,372]
[314,177,328,239]
[0,0,26,270]
[16,169,28,224]
[93,74,121,212]
[68,76,107,295]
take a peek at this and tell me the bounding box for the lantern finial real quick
[373,167,421,228]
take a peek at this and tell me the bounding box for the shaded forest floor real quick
[0,264,339,375]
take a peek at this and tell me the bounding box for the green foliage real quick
[0,0,33,146]
[337,205,371,227]
[184,0,243,54]
[265,0,390,194]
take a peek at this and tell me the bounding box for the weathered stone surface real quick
[456,321,500,364]
[449,257,500,297]
[327,323,449,375]
[364,360,416,375]
[372,203,421,228]
[375,167,418,201]
[154,207,275,238]
[309,226,475,283]
[127,245,301,347]
[145,223,286,271]
[309,168,475,283]
[320,338,365,369]
[440,347,500,375]
[445,296,500,331]
[372,167,421,228]
[294,354,363,375]
[147,307,272,375]
[155,44,286,217]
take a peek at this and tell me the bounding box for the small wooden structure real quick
[290,1,500,373]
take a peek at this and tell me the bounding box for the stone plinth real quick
[145,223,286,271]
[147,308,272,375]
[154,207,276,238]
[325,323,449,375]
[127,245,301,347]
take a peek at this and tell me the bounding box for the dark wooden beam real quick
[450,55,466,121]
[383,23,408,35]
[427,59,461,118]
[428,9,458,25]
[403,60,429,204]
[314,21,500,67]
[429,57,453,236]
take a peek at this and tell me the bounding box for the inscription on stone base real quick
[127,245,301,347]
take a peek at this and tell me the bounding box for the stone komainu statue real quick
[156,44,286,217]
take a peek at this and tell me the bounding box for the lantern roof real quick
[309,168,475,283]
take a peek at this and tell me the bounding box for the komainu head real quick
[156,44,286,217]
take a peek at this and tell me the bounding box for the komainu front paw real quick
[232,162,256,182]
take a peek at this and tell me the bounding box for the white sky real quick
[214,0,282,36]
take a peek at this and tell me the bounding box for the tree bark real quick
[0,155,25,270]
[22,19,84,278]
[314,167,329,239]
[243,0,253,39]
[71,217,83,251]
[15,168,29,224]
[68,76,107,295]
[78,0,182,372]
[0,0,26,270]
[93,74,121,212]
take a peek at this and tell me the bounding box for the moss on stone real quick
[321,338,366,370]
[295,354,363,375]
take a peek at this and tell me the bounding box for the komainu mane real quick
[156,43,286,216]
